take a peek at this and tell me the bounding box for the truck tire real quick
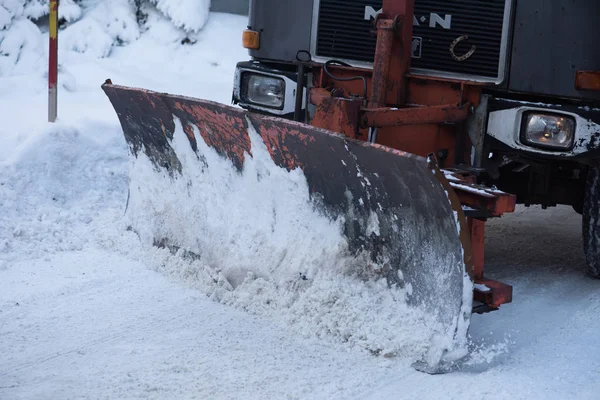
[582,165,600,278]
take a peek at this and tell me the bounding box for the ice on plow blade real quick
[102,81,474,372]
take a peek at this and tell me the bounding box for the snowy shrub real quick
[23,0,82,21]
[0,0,212,68]
[0,17,44,75]
[149,0,210,34]
[59,16,114,58]
[59,0,141,58]
[0,7,11,30]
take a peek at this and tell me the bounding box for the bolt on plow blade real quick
[102,81,474,372]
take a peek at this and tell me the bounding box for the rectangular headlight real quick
[241,73,285,109]
[520,112,575,150]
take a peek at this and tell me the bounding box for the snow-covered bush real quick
[0,0,211,74]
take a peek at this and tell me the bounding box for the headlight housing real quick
[241,73,285,110]
[520,112,575,150]
[233,62,306,116]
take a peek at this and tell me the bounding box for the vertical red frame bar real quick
[468,217,485,279]
[48,0,58,122]
[382,0,414,106]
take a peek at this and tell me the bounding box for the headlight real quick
[520,112,575,150]
[241,73,285,109]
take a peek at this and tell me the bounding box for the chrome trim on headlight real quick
[520,112,576,151]
[233,66,306,116]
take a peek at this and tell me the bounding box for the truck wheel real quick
[582,165,600,278]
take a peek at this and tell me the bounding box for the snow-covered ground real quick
[1,7,600,400]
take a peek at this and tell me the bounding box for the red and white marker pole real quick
[48,0,58,122]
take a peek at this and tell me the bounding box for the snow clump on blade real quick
[109,115,456,363]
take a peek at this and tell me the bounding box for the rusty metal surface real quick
[369,17,397,108]
[365,0,416,107]
[314,64,373,99]
[468,218,513,310]
[406,78,483,108]
[453,187,516,218]
[443,169,516,218]
[309,88,362,138]
[373,125,459,169]
[474,278,513,309]
[361,103,470,128]
[102,82,473,327]
[468,218,486,280]
[312,67,483,108]
[381,0,414,106]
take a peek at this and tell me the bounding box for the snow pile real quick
[0,121,129,269]
[462,333,512,370]
[0,9,245,272]
[0,0,211,74]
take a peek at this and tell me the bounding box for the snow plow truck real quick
[102,0,600,371]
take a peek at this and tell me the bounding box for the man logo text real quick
[363,6,452,29]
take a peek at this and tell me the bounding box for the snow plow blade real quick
[102,81,474,371]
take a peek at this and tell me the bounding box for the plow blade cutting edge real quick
[102,81,474,372]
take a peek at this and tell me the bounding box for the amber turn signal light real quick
[242,29,260,50]
[576,71,600,91]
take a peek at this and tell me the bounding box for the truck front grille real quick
[314,0,510,83]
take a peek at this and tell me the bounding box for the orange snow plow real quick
[102,0,516,372]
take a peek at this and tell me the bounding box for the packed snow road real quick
[1,9,599,400]
[0,251,404,399]
[2,206,598,399]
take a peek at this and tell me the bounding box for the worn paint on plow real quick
[103,83,474,367]
[102,84,470,309]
